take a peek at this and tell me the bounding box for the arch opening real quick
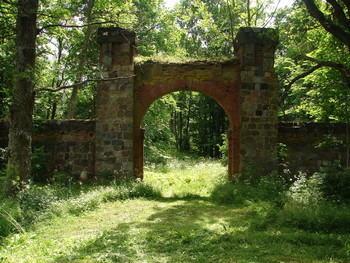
[142,91,230,169]
[134,76,240,180]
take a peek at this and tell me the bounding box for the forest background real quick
[1,0,350,171]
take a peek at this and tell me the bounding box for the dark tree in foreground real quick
[5,0,39,194]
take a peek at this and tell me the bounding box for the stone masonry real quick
[1,121,347,178]
[235,27,279,175]
[95,27,137,176]
[94,26,279,179]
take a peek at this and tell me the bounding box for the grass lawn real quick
[0,158,349,262]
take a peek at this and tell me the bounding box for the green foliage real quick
[98,170,116,182]
[145,157,226,198]
[18,185,59,225]
[0,178,161,240]
[53,173,73,185]
[318,162,350,203]
[314,135,343,149]
[218,133,228,165]
[0,200,23,237]
[274,201,350,234]
[287,162,350,204]
[288,172,324,204]
[276,2,350,123]
[143,91,229,165]
[31,147,50,183]
[210,174,288,205]
[4,164,20,196]
[0,148,8,178]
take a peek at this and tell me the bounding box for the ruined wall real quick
[0,120,95,177]
[0,121,348,177]
[278,122,348,174]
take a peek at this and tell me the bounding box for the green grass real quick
[134,54,232,65]
[144,157,226,198]
[0,158,349,262]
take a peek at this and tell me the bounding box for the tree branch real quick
[302,0,350,49]
[280,55,350,104]
[37,20,131,33]
[340,0,350,15]
[280,64,322,104]
[301,55,350,77]
[37,76,135,92]
[327,0,350,28]
[1,0,17,6]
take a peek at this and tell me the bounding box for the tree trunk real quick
[66,0,95,119]
[247,0,252,26]
[5,0,39,194]
[183,93,193,152]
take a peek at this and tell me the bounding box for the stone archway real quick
[133,61,240,179]
[95,27,278,179]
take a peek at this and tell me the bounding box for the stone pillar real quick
[95,27,137,177]
[236,27,279,176]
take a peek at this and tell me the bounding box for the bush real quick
[275,201,350,233]
[0,147,8,171]
[210,174,288,205]
[53,173,73,185]
[64,179,161,215]
[18,185,58,225]
[31,147,50,183]
[288,172,324,204]
[288,162,350,204]
[0,199,23,237]
[319,162,350,203]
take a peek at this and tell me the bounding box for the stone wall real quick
[279,122,348,174]
[0,120,95,177]
[0,121,348,177]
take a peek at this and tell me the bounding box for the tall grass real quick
[0,179,161,238]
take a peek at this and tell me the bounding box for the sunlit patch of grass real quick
[144,157,227,198]
[1,199,349,262]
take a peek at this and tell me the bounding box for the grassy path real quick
[0,159,349,262]
[1,198,348,262]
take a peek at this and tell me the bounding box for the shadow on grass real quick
[53,199,349,263]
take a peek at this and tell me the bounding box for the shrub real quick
[31,147,50,183]
[0,147,8,173]
[53,173,73,185]
[275,201,350,233]
[18,185,58,225]
[288,162,350,204]
[319,162,350,203]
[0,200,23,237]
[210,174,288,205]
[288,172,324,204]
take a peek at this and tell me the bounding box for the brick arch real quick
[133,62,241,179]
[95,27,279,180]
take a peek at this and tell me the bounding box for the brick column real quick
[236,27,279,176]
[95,27,136,177]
